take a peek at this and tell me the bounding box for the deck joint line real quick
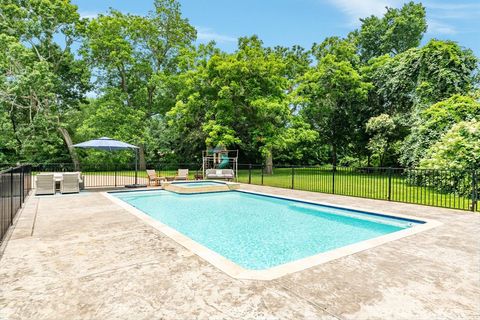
[30,198,40,237]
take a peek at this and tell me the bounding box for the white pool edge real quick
[102,189,442,281]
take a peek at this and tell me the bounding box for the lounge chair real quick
[174,169,189,181]
[60,173,80,194]
[36,174,56,195]
[206,169,235,181]
[146,169,165,186]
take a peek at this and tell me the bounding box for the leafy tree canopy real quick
[401,94,480,167]
[357,1,427,61]
[420,119,479,173]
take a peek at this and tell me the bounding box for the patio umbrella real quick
[73,137,144,187]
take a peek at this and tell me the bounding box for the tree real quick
[420,119,480,172]
[400,95,480,167]
[296,52,371,166]
[357,1,427,61]
[364,40,477,116]
[0,0,90,166]
[168,36,316,169]
[419,120,479,197]
[81,0,196,168]
[365,114,398,166]
[72,95,146,166]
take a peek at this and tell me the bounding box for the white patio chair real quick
[174,169,189,181]
[60,173,80,194]
[35,174,55,195]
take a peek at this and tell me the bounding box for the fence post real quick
[291,166,295,189]
[388,167,392,201]
[332,165,335,194]
[472,170,477,212]
[114,164,117,187]
[10,169,13,226]
[20,166,24,204]
[248,164,252,184]
[261,165,264,185]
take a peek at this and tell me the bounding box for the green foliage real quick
[0,0,90,165]
[363,40,477,116]
[1,0,478,172]
[421,120,480,172]
[168,36,314,163]
[417,120,479,196]
[312,36,359,67]
[416,40,478,105]
[357,1,427,61]
[366,114,398,166]
[80,0,196,166]
[401,95,480,167]
[296,51,372,165]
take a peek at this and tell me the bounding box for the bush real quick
[418,119,479,196]
[401,95,480,167]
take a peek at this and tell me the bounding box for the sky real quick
[73,0,480,56]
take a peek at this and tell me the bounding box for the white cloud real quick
[327,0,465,36]
[423,1,480,11]
[424,1,480,20]
[79,11,99,19]
[427,19,457,35]
[196,27,237,44]
[326,0,401,25]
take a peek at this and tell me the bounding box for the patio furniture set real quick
[35,172,83,195]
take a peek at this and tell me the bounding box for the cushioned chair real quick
[174,169,189,181]
[36,174,56,195]
[60,173,80,194]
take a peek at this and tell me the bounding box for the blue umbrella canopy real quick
[73,137,138,151]
[73,137,143,187]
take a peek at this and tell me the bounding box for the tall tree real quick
[357,1,427,61]
[0,0,90,166]
[81,0,196,168]
[168,36,316,168]
[296,51,371,166]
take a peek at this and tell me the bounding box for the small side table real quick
[194,174,204,180]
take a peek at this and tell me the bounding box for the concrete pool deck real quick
[1,184,479,319]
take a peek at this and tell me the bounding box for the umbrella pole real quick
[135,148,138,185]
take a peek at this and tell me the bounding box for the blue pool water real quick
[113,190,421,270]
[171,181,225,188]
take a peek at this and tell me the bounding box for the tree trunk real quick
[264,150,273,175]
[9,109,22,148]
[138,144,146,170]
[58,127,79,170]
[332,144,337,171]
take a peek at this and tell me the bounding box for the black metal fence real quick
[12,162,478,212]
[0,165,32,244]
[237,165,478,212]
[29,163,204,188]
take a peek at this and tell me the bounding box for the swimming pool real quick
[109,189,432,279]
[171,181,225,188]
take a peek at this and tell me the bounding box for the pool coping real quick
[163,180,240,194]
[102,188,442,281]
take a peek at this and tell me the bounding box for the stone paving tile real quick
[1,187,479,319]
